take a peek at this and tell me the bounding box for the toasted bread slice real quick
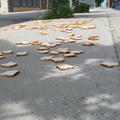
[118,36,120,38]
[62,53,76,57]
[56,37,64,40]
[40,43,49,46]
[2,50,13,54]
[100,62,119,68]
[52,57,65,63]
[38,50,49,54]
[88,36,99,40]
[0,70,20,77]
[16,52,28,56]
[37,47,50,50]
[40,56,54,61]
[49,51,59,55]
[82,43,94,46]
[70,50,84,54]
[56,64,74,70]
[0,62,17,68]
[0,56,5,60]
[53,43,61,46]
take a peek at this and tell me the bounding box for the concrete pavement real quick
[0,8,120,120]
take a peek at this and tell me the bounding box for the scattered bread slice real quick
[53,43,61,46]
[62,53,76,57]
[46,44,56,48]
[70,50,84,54]
[0,62,17,68]
[82,43,94,46]
[16,52,28,56]
[0,38,3,40]
[56,37,64,40]
[57,48,70,54]
[2,50,13,54]
[40,56,54,61]
[38,50,49,54]
[37,47,50,50]
[0,56,5,60]
[40,43,49,46]
[31,41,42,45]
[108,29,115,31]
[0,70,20,77]
[118,36,120,38]
[0,52,3,56]
[56,64,74,70]
[88,36,99,40]
[16,41,30,45]
[49,51,59,55]
[100,62,119,68]
[52,57,65,63]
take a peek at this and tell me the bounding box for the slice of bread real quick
[82,43,94,46]
[62,53,76,57]
[38,50,49,54]
[0,70,20,77]
[16,52,28,56]
[70,50,84,54]
[57,48,70,54]
[0,62,17,68]
[100,62,119,68]
[37,47,50,50]
[0,52,3,56]
[31,41,42,45]
[46,44,56,48]
[88,36,99,40]
[40,56,54,61]
[16,41,30,45]
[40,43,49,46]
[56,64,74,70]
[52,57,65,63]
[2,50,13,54]
[49,51,59,55]
[0,56,5,60]
[53,43,61,46]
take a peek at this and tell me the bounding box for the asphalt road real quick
[0,10,46,28]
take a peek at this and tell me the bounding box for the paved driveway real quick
[0,10,46,27]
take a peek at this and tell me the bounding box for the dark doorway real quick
[9,0,13,12]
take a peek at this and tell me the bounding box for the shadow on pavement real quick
[0,37,120,120]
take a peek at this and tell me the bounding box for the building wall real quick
[0,0,9,13]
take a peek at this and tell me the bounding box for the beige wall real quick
[0,0,9,13]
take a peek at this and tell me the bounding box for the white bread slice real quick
[16,41,30,45]
[40,56,54,61]
[108,29,115,31]
[0,70,20,77]
[38,50,49,54]
[0,62,17,68]
[31,41,42,45]
[16,52,28,56]
[70,50,84,54]
[0,52,3,56]
[52,57,65,63]
[40,43,49,46]
[56,64,74,70]
[56,37,64,40]
[0,56,5,60]
[53,43,61,46]
[46,44,56,48]
[49,51,59,55]
[57,48,70,54]
[37,47,50,50]
[62,53,76,57]
[82,43,94,46]
[100,62,119,68]
[2,50,13,54]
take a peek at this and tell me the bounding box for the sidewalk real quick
[0,8,120,120]
[106,8,120,64]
